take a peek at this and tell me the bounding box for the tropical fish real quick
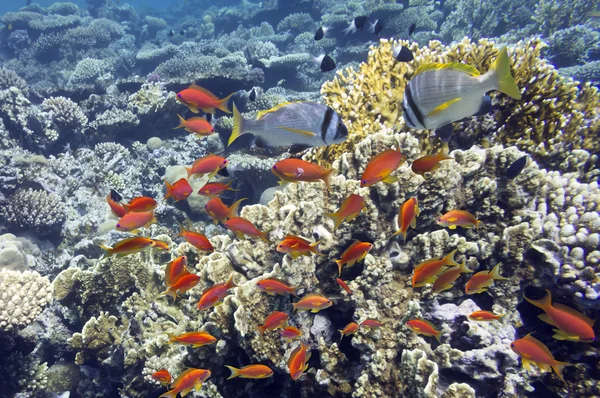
[225,364,273,380]
[431,262,471,293]
[293,294,333,313]
[276,235,321,259]
[401,48,522,130]
[257,311,289,335]
[116,211,156,232]
[256,278,298,297]
[197,181,238,197]
[412,249,460,288]
[168,30,174,37]
[159,368,211,398]
[229,102,348,152]
[288,342,311,380]
[272,158,335,188]
[506,155,528,179]
[465,263,508,294]
[342,16,369,35]
[335,241,373,276]
[197,275,237,310]
[122,196,157,213]
[179,226,214,252]
[369,19,384,35]
[160,273,200,301]
[167,332,217,348]
[152,369,172,387]
[281,325,302,341]
[165,256,189,286]
[186,154,228,179]
[205,197,246,225]
[106,191,127,218]
[510,334,573,381]
[248,88,256,101]
[408,23,416,36]
[164,178,192,202]
[393,197,419,243]
[393,44,414,62]
[176,84,234,114]
[326,193,366,230]
[99,237,155,258]
[406,319,442,343]
[468,310,505,321]
[436,210,480,230]
[173,115,214,136]
[524,289,595,342]
[360,149,406,187]
[152,240,170,251]
[314,25,332,41]
[336,278,352,295]
[315,54,336,72]
[361,319,384,329]
[225,217,269,242]
[180,29,184,36]
[411,152,453,175]
[338,322,359,339]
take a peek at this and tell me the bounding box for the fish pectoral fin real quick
[521,358,532,372]
[188,106,199,114]
[538,314,558,327]
[447,217,458,222]
[382,175,399,184]
[552,329,578,341]
[410,217,417,229]
[180,386,194,397]
[208,166,220,179]
[278,126,317,137]
[426,98,462,118]
[290,252,302,260]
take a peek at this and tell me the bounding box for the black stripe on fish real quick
[321,107,334,144]
[402,103,416,128]
[404,85,425,128]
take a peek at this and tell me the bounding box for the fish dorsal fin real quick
[188,84,218,100]
[342,240,363,255]
[523,334,553,358]
[257,101,300,119]
[416,318,437,331]
[172,368,196,386]
[415,62,480,76]
[426,98,462,118]
[284,234,310,244]
[278,126,317,137]
[552,303,594,326]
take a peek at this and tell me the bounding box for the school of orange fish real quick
[98,84,595,396]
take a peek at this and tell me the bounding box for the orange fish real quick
[225,364,273,380]
[164,178,192,202]
[393,197,419,243]
[411,152,453,175]
[292,294,332,313]
[271,158,334,189]
[225,217,269,242]
[160,273,200,301]
[525,289,595,342]
[281,325,302,341]
[437,210,481,230]
[468,310,505,322]
[151,240,170,251]
[165,256,189,286]
[167,332,217,348]
[288,342,311,380]
[361,319,383,329]
[205,197,246,225]
[510,334,573,381]
[431,262,471,293]
[185,154,228,179]
[173,114,214,136]
[123,196,157,213]
[176,84,234,114]
[406,319,442,343]
[159,368,211,398]
[325,194,366,230]
[116,211,156,232]
[465,263,507,294]
[197,181,238,197]
[179,226,214,253]
[152,369,172,387]
[276,235,321,259]
[106,192,126,218]
[336,278,352,295]
[338,322,359,339]
[257,311,289,335]
[360,149,405,187]
[335,240,373,276]
[256,278,298,297]
[99,237,155,258]
[412,249,460,288]
[197,275,237,310]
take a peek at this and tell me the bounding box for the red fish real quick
[160,273,200,301]
[176,84,234,114]
[179,226,214,252]
[167,332,217,348]
[292,294,332,313]
[276,235,321,259]
[116,211,156,232]
[393,197,419,243]
[431,262,471,293]
[335,240,373,276]
[159,368,211,398]
[205,197,246,225]
[361,319,383,329]
[468,310,505,321]
[225,217,269,242]
[437,210,480,230]
[336,278,352,295]
[412,249,460,288]
[151,240,170,251]
[281,326,302,341]
[271,158,335,189]
[510,334,573,381]
[360,149,405,187]
[99,237,155,258]
[197,181,238,197]
[173,114,214,136]
[257,311,289,335]
[338,322,359,339]
[406,319,442,343]
[165,256,189,286]
[185,154,228,179]
[197,275,237,310]
[225,364,273,380]
[164,178,192,202]
[411,152,453,175]
[152,369,172,387]
[123,196,157,213]
[325,193,366,230]
[288,342,311,380]
[256,278,298,297]
[465,263,508,294]
[106,192,126,218]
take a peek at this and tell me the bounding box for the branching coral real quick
[2,189,67,235]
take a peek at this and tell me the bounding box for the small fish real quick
[401,48,521,130]
[468,310,505,322]
[335,240,373,276]
[276,235,321,259]
[225,364,273,380]
[360,149,406,187]
[159,368,211,398]
[197,181,239,197]
[168,30,174,37]
[106,192,127,218]
[256,278,298,297]
[225,217,269,242]
[431,261,471,293]
[205,197,246,225]
[393,44,414,62]
[465,263,508,294]
[342,16,369,35]
[151,240,170,251]
[7,23,12,31]
[229,102,348,150]
[186,154,228,179]
[524,289,595,343]
[506,155,528,179]
[293,294,333,313]
[99,237,155,258]
[164,178,193,202]
[288,342,311,380]
[281,325,302,341]
[167,332,217,348]
[436,210,480,230]
[152,369,172,387]
[197,275,237,310]
[109,188,123,202]
[176,84,235,114]
[314,25,332,41]
[411,152,453,175]
[123,196,157,213]
[406,319,442,343]
[173,115,214,136]
[393,197,419,243]
[248,88,256,102]
[326,193,366,230]
[338,322,359,339]
[434,124,453,142]
[587,11,600,18]
[116,211,156,232]
[165,256,189,286]
[510,334,573,381]
[412,249,460,288]
[257,311,289,335]
[272,158,335,189]
[408,23,416,36]
[179,226,214,253]
[315,54,336,72]
[160,273,200,301]
[180,29,184,36]
[361,319,383,329]
[336,278,352,295]
[369,19,384,36]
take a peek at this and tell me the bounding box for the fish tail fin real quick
[392,229,407,244]
[173,114,186,130]
[342,24,354,36]
[225,180,240,192]
[177,223,185,237]
[218,92,235,114]
[551,360,572,382]
[185,166,193,179]
[164,179,172,200]
[259,230,270,243]
[159,391,177,398]
[159,288,176,301]
[325,212,343,230]
[490,263,508,280]
[446,249,460,267]
[335,259,344,277]
[322,168,335,189]
[290,286,299,298]
[491,48,521,100]
[228,198,247,218]
[458,261,472,273]
[292,302,298,312]
[525,289,552,311]
[228,103,247,146]
[257,325,265,336]
[225,365,240,380]
[310,241,323,255]
[166,334,177,344]
[435,331,442,343]
[226,274,238,289]
[338,330,344,340]
[368,20,376,33]
[98,244,113,259]
[475,219,481,231]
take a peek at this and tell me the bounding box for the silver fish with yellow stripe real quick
[401,48,521,130]
[228,102,348,151]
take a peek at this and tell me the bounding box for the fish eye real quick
[510,343,515,347]
[361,180,366,184]
[177,94,182,97]
[117,224,121,227]
[223,160,227,164]
[273,165,277,169]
